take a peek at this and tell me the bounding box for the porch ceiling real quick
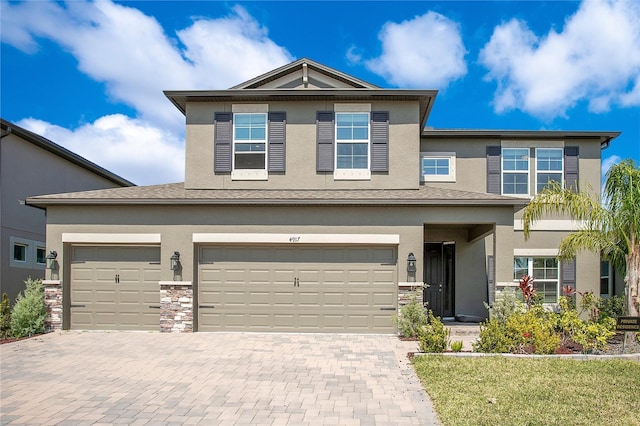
[424,223,494,244]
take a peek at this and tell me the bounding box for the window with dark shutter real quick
[214,112,233,173]
[268,112,286,172]
[486,146,501,194]
[564,146,579,192]
[370,111,389,172]
[316,111,334,172]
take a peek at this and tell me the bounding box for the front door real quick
[423,243,455,318]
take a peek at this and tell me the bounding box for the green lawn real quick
[412,355,640,426]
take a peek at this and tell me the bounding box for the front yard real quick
[413,355,640,426]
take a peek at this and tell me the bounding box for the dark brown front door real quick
[423,243,455,318]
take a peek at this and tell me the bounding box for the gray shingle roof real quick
[26,182,527,208]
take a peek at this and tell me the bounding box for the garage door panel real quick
[198,245,397,333]
[298,292,320,306]
[373,292,395,306]
[273,292,295,306]
[249,292,270,306]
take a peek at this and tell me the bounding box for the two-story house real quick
[26,59,619,333]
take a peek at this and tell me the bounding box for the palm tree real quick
[521,159,640,317]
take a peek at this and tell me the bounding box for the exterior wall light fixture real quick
[45,250,58,270]
[407,252,417,273]
[170,251,181,272]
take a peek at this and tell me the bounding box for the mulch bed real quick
[0,334,45,345]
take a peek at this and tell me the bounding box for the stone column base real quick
[159,281,193,333]
[42,280,62,332]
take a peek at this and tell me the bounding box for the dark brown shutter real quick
[561,258,576,292]
[214,112,232,173]
[316,111,334,172]
[487,146,501,194]
[268,112,286,172]
[370,111,389,172]
[564,146,579,192]
[487,255,496,305]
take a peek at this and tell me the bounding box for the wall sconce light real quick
[407,252,417,273]
[45,251,58,270]
[170,251,181,272]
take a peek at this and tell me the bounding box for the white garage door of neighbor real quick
[198,246,397,333]
[70,246,161,330]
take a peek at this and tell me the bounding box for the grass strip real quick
[412,355,640,426]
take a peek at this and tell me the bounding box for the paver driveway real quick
[1,331,439,425]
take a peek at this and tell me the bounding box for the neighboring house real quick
[1,118,133,303]
[26,59,620,334]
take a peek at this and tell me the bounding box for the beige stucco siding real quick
[420,137,603,198]
[45,203,515,321]
[185,101,420,190]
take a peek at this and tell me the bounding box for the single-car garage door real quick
[198,246,397,333]
[70,246,161,330]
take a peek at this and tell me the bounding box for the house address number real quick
[289,236,301,243]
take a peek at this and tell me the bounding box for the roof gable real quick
[230,58,379,90]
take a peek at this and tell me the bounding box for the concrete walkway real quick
[0,331,438,425]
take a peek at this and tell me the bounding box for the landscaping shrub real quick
[417,310,450,353]
[0,292,12,339]
[10,278,46,338]
[474,307,559,354]
[450,340,464,352]
[393,291,428,338]
[550,297,616,353]
[598,295,625,321]
[484,288,521,323]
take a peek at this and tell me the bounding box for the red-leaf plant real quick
[519,275,536,309]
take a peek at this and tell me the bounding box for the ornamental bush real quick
[10,278,46,338]
[417,310,450,353]
[393,291,428,338]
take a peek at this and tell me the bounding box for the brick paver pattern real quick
[0,332,439,425]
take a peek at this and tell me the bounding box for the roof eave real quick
[1,118,135,187]
[26,197,527,208]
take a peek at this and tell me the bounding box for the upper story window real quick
[233,113,267,170]
[536,148,563,193]
[421,152,456,182]
[502,148,529,195]
[214,105,286,180]
[489,145,577,197]
[335,112,370,170]
[316,104,388,180]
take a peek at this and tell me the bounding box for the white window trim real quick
[513,256,560,303]
[501,147,530,197]
[231,104,269,181]
[421,152,456,182]
[9,236,46,270]
[534,147,563,194]
[334,111,371,180]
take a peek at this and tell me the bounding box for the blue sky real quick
[2,0,639,185]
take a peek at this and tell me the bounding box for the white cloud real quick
[18,116,185,186]
[364,11,467,88]
[480,0,640,118]
[2,1,293,131]
[1,0,294,184]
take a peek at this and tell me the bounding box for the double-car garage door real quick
[69,244,397,333]
[198,245,397,333]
